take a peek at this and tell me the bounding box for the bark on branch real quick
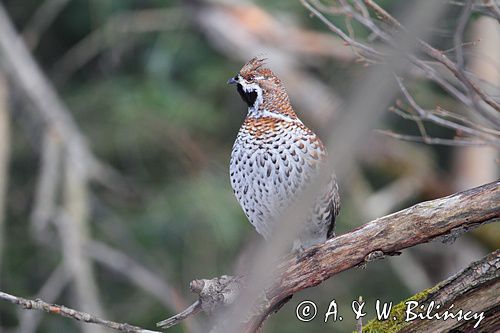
[158,181,499,331]
[1,183,498,332]
[364,250,500,332]
[245,180,499,331]
[0,291,160,333]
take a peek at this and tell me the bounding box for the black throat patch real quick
[236,84,258,107]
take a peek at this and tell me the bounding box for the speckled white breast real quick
[230,116,339,248]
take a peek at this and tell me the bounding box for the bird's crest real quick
[239,57,273,80]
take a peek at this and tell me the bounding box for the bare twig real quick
[158,276,242,330]
[86,240,201,332]
[30,129,62,237]
[306,0,500,146]
[393,75,500,147]
[300,0,382,59]
[0,291,161,333]
[486,0,500,21]
[52,8,185,83]
[434,106,500,136]
[156,301,202,329]
[376,130,486,147]
[304,0,497,131]
[363,0,401,28]
[58,155,106,333]
[0,3,124,189]
[454,0,472,71]
[16,264,71,333]
[362,0,500,114]
[450,0,500,22]
[22,0,71,50]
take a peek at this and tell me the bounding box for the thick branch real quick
[248,181,499,330]
[363,250,500,332]
[2,185,497,332]
[158,181,499,332]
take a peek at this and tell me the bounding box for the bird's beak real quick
[227,76,238,85]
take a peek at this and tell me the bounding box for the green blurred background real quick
[0,0,498,332]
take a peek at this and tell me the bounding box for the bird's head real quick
[228,57,291,117]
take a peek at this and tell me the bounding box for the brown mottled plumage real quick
[228,58,340,251]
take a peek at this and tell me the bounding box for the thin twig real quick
[363,0,500,113]
[315,0,500,127]
[435,106,500,136]
[16,264,71,333]
[452,0,500,22]
[22,0,71,49]
[454,0,473,70]
[0,3,126,189]
[364,0,401,28]
[484,0,500,22]
[394,75,500,147]
[156,301,202,329]
[30,129,61,237]
[0,291,161,333]
[305,0,500,143]
[52,8,184,83]
[86,240,201,332]
[300,0,383,59]
[377,130,486,146]
[58,155,107,333]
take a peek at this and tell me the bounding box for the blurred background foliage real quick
[0,0,498,332]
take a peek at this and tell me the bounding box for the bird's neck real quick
[247,91,299,123]
[247,108,298,123]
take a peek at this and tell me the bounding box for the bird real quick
[227,57,340,251]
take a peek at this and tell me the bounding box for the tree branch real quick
[1,184,497,332]
[361,0,500,115]
[0,3,128,192]
[302,0,500,146]
[160,181,499,331]
[363,249,500,332]
[247,181,498,330]
[0,291,161,333]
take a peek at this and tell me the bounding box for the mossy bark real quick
[362,250,500,333]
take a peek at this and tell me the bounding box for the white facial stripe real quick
[261,110,300,123]
[237,76,299,123]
